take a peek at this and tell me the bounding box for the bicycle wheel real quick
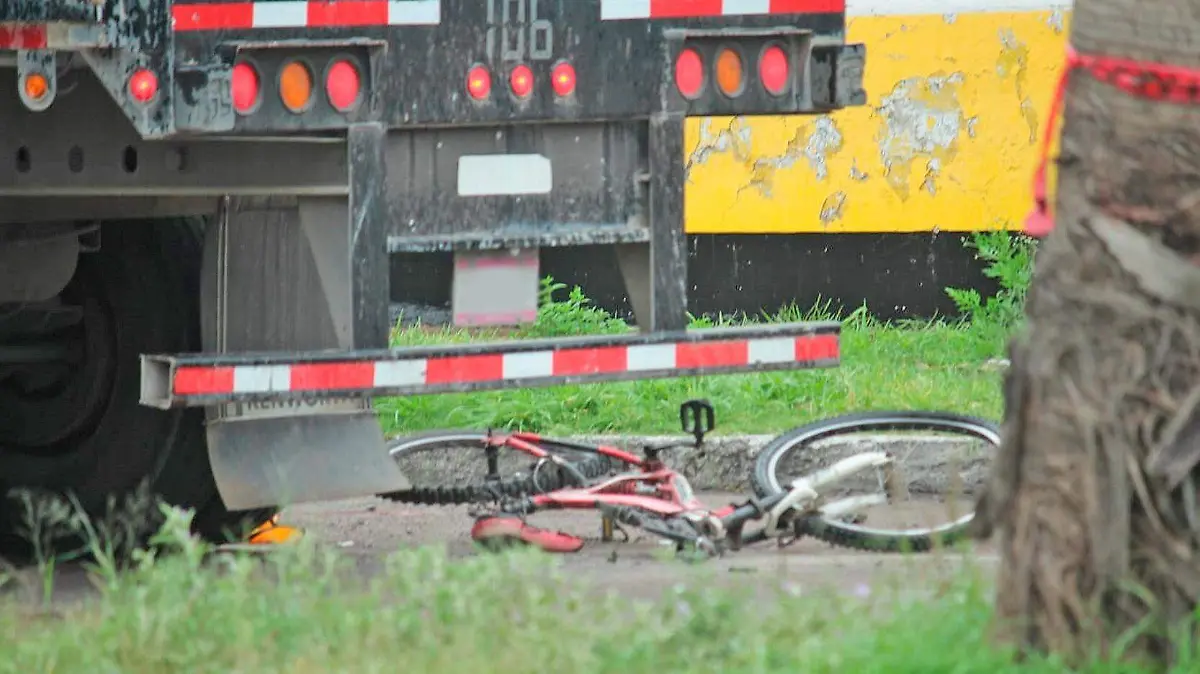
[379,431,616,505]
[750,411,1000,552]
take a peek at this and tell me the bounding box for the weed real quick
[945,229,1038,357]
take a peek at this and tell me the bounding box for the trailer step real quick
[140,322,840,409]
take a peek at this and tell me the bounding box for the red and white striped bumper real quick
[140,323,840,408]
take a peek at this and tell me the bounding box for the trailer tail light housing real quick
[759,45,789,96]
[551,61,576,98]
[509,64,534,99]
[231,62,261,115]
[128,69,158,104]
[715,48,745,98]
[279,60,314,113]
[325,59,363,112]
[467,64,491,100]
[674,48,704,100]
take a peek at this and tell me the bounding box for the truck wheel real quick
[0,219,272,554]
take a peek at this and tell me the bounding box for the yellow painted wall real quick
[683,9,1071,234]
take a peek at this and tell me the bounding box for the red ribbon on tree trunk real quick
[1024,46,1200,238]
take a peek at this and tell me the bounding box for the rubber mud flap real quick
[207,411,410,510]
[470,516,585,553]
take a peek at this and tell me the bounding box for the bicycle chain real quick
[378,454,616,506]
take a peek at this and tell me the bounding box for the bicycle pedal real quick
[470,516,584,554]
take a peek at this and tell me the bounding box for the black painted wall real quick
[390,233,998,323]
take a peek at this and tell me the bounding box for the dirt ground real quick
[282,491,999,597]
[8,490,998,606]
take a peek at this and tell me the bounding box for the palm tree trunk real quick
[973,0,1200,663]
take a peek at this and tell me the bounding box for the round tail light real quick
[128,69,159,104]
[467,64,492,100]
[759,45,790,96]
[510,64,534,99]
[279,60,314,113]
[325,59,363,112]
[715,47,745,97]
[551,61,576,97]
[231,62,261,114]
[674,48,704,99]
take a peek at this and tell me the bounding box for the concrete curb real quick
[396,433,991,495]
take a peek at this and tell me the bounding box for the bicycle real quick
[379,401,1000,557]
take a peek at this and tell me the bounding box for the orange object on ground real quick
[246,514,303,545]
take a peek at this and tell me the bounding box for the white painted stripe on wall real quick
[234,365,291,393]
[503,351,555,379]
[388,0,441,25]
[252,1,306,27]
[374,360,428,387]
[846,0,1071,17]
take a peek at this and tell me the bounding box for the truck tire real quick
[0,219,272,555]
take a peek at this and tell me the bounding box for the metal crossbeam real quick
[140,322,841,408]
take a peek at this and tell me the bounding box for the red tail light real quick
[759,45,789,96]
[551,61,576,97]
[510,64,534,99]
[231,62,260,114]
[128,69,158,104]
[467,64,491,100]
[325,59,363,112]
[674,48,704,99]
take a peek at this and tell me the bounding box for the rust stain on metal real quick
[996,28,1039,143]
[875,72,965,201]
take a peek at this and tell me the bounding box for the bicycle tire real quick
[750,411,1000,553]
[379,431,616,506]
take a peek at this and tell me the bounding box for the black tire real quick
[380,431,615,505]
[750,411,1000,552]
[0,219,272,555]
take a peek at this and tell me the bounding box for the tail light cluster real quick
[230,56,364,116]
[674,43,792,101]
[466,60,576,102]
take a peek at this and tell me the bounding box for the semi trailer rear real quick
[0,0,866,546]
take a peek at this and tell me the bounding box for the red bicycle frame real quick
[469,429,740,553]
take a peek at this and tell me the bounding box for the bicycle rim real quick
[751,411,1000,553]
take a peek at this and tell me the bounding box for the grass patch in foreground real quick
[0,513,1179,674]
[376,280,1004,436]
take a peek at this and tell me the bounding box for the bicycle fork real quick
[763,451,897,537]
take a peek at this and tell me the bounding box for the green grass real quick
[0,510,1181,674]
[376,280,1005,437]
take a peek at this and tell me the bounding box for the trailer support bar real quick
[140,323,840,408]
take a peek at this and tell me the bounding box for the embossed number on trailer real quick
[485,0,555,65]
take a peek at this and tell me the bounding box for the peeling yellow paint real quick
[683,9,1071,234]
[876,72,965,201]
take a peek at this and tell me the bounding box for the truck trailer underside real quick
[0,0,865,551]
